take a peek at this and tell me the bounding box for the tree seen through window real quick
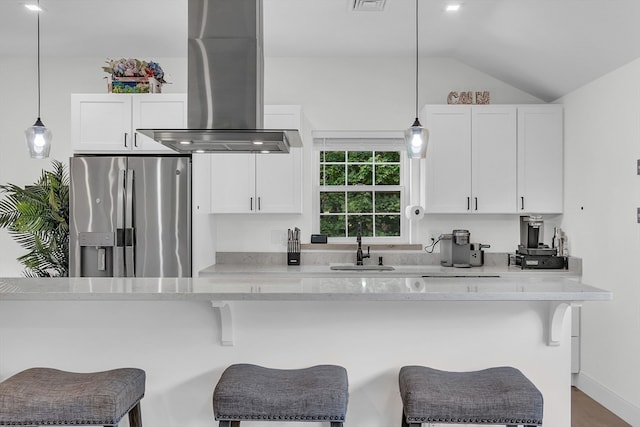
[319,150,401,238]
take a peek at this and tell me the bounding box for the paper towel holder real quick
[405,205,425,221]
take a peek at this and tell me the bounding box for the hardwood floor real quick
[572,387,630,427]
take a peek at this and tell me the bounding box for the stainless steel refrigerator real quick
[69,156,191,277]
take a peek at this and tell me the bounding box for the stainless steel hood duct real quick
[137,0,302,153]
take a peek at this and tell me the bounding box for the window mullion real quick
[318,145,404,240]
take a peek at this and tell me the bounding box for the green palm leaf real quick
[0,160,69,277]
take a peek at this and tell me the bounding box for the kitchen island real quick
[0,274,610,427]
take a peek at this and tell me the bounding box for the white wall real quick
[560,58,640,424]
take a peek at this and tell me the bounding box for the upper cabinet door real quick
[257,106,303,213]
[210,153,256,213]
[517,105,563,214]
[423,106,472,213]
[71,94,132,152]
[471,106,517,213]
[131,94,187,152]
[255,148,302,213]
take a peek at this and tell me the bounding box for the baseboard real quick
[575,371,640,425]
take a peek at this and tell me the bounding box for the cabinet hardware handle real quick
[258,197,261,211]
[521,196,525,210]
[250,197,253,211]
[133,133,138,148]
[124,133,129,148]
[467,197,470,210]
[475,197,478,211]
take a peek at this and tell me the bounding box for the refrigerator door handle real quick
[116,169,125,231]
[114,169,126,277]
[125,169,135,277]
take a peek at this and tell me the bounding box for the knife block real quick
[287,252,301,266]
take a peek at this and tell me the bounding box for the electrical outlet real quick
[428,230,442,243]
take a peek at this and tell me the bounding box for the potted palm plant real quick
[0,160,69,277]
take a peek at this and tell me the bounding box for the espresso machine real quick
[511,215,567,269]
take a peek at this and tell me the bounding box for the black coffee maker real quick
[517,215,554,255]
[513,215,566,269]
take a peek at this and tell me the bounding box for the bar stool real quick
[0,367,145,426]
[213,364,348,426]
[399,366,543,426]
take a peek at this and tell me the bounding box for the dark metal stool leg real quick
[401,410,408,427]
[128,402,142,427]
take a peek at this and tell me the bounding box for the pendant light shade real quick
[404,0,428,159]
[25,117,52,159]
[25,0,52,159]
[404,117,429,158]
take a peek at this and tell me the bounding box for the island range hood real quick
[137,0,302,154]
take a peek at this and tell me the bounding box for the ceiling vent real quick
[351,0,387,12]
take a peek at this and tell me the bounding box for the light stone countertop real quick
[0,275,611,347]
[198,263,580,278]
[0,276,611,302]
[203,251,582,278]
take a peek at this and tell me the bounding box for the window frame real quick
[312,131,409,244]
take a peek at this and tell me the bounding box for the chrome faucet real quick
[356,222,370,265]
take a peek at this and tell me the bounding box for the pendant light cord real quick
[414,0,419,119]
[37,0,41,119]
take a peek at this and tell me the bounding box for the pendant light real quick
[25,0,52,159]
[404,0,428,159]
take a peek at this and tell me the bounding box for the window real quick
[314,134,407,241]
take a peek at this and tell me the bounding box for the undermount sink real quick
[329,264,395,271]
[421,275,501,278]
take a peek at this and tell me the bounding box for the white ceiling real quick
[2,0,640,101]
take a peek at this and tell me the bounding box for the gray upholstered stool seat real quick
[0,367,145,426]
[399,366,543,427]
[213,364,348,427]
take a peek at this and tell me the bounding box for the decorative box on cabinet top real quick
[108,76,162,94]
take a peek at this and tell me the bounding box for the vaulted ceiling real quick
[2,0,639,102]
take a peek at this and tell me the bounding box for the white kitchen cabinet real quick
[422,106,471,213]
[209,105,303,214]
[422,104,563,214]
[472,107,518,212]
[422,105,516,213]
[71,93,187,153]
[210,154,255,213]
[517,105,563,214]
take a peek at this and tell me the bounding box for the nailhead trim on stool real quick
[399,366,543,426]
[0,367,145,426]
[213,364,348,425]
